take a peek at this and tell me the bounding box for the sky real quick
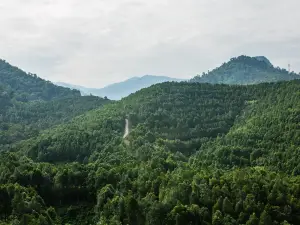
[0,0,299,88]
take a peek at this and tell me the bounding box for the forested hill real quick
[192,80,300,171]
[0,59,111,147]
[191,55,300,84]
[0,59,80,102]
[16,82,259,163]
[0,95,110,147]
[2,80,300,224]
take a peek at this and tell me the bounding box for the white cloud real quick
[0,0,299,87]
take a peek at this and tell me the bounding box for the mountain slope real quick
[191,55,300,85]
[2,80,300,224]
[0,59,80,101]
[192,80,300,173]
[0,60,111,147]
[17,82,263,163]
[0,96,110,146]
[57,75,185,100]
[55,82,91,95]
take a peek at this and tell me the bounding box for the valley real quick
[0,56,300,225]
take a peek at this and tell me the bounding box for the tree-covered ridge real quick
[192,80,300,174]
[191,55,300,85]
[0,85,12,114]
[0,60,110,148]
[15,82,267,163]
[0,59,111,147]
[1,81,300,224]
[0,59,80,102]
[0,96,110,147]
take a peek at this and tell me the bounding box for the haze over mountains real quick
[56,56,300,100]
[1,56,300,224]
[56,75,185,100]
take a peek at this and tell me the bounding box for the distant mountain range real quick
[191,55,300,84]
[2,55,300,224]
[56,75,185,100]
[58,56,300,99]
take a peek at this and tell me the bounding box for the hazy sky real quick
[0,0,299,88]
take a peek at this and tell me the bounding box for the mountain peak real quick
[229,55,273,68]
[254,56,273,67]
[191,55,299,85]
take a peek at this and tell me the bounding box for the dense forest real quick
[0,59,81,102]
[1,58,300,224]
[191,56,300,84]
[0,60,111,147]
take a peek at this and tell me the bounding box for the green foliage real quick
[0,96,110,146]
[191,55,300,85]
[193,81,300,174]
[0,60,110,146]
[0,183,58,224]
[0,59,80,102]
[17,81,270,163]
[1,61,300,225]
[246,213,259,225]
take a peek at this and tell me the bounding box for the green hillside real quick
[17,82,263,163]
[0,96,110,147]
[0,60,111,147]
[191,55,300,84]
[192,81,300,174]
[1,80,300,224]
[0,59,80,101]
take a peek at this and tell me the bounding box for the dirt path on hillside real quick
[123,119,129,138]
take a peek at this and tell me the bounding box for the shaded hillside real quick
[0,59,80,102]
[17,82,263,163]
[0,60,111,147]
[1,81,300,224]
[57,75,185,100]
[191,55,300,84]
[192,80,300,174]
[0,96,110,146]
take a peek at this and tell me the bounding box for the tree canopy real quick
[1,59,300,224]
[191,55,300,85]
